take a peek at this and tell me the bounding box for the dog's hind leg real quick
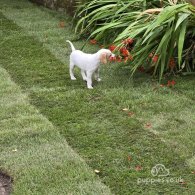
[69,61,76,80]
[86,71,93,89]
[81,70,87,81]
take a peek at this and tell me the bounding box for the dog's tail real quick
[66,40,76,51]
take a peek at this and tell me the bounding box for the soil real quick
[0,172,12,195]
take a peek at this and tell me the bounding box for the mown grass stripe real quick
[0,66,112,194]
[0,11,112,195]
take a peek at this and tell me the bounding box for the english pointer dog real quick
[66,40,115,89]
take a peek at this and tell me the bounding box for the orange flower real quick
[129,54,133,61]
[116,56,122,62]
[168,58,176,69]
[167,80,171,87]
[152,55,158,63]
[167,80,176,87]
[109,45,117,52]
[124,57,129,63]
[59,21,65,28]
[149,52,153,58]
[138,66,145,72]
[171,80,176,86]
[123,38,134,45]
[122,54,133,63]
[90,39,97,44]
[120,47,129,57]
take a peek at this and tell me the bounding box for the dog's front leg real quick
[86,71,93,89]
[94,68,101,82]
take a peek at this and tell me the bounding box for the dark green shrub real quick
[30,0,76,15]
[75,0,195,80]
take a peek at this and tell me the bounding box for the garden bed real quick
[0,172,12,195]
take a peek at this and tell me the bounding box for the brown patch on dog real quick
[100,53,107,64]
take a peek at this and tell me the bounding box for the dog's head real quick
[98,49,115,64]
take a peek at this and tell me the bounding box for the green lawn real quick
[0,0,195,194]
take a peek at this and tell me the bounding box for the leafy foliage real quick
[75,0,195,80]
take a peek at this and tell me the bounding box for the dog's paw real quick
[71,77,77,80]
[97,78,101,82]
[88,86,93,89]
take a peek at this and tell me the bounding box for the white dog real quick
[66,40,115,89]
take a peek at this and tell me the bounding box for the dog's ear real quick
[100,52,107,64]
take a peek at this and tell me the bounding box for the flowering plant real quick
[75,0,195,80]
